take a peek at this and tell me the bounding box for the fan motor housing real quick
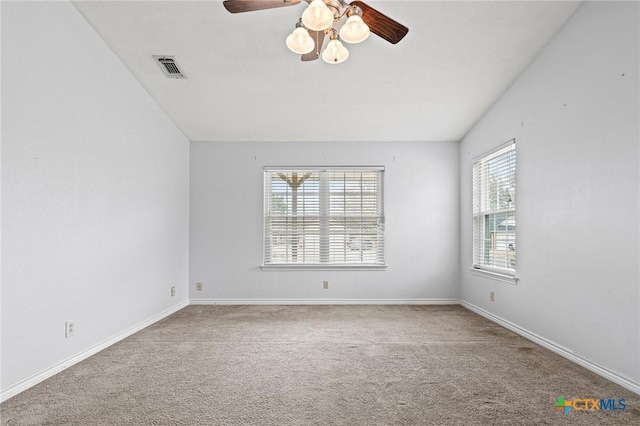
[322,0,343,17]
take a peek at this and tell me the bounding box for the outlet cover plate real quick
[65,321,75,338]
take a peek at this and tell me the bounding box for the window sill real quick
[261,264,388,271]
[470,267,518,284]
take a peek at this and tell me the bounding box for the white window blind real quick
[473,140,516,275]
[264,167,385,267]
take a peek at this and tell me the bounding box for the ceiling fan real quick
[223,0,408,64]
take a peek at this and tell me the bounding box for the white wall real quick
[190,141,459,302]
[1,1,190,398]
[459,1,639,389]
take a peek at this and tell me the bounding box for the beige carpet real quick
[1,305,638,425]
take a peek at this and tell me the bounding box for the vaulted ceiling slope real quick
[72,1,581,142]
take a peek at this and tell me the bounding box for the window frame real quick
[262,166,386,271]
[471,140,518,283]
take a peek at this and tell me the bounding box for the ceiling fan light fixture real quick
[286,26,315,54]
[339,14,369,44]
[302,0,335,31]
[222,0,409,64]
[322,38,349,64]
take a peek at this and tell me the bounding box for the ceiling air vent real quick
[153,55,186,79]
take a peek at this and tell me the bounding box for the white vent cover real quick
[153,55,186,79]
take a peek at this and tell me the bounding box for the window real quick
[473,140,516,276]
[263,167,385,268]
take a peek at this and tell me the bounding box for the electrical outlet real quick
[65,321,75,338]
[323,280,329,289]
[196,282,203,291]
[171,286,176,297]
[490,291,495,302]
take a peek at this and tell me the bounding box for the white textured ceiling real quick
[72,0,581,142]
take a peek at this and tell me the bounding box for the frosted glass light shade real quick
[339,15,370,44]
[286,27,315,54]
[301,0,334,31]
[322,39,349,64]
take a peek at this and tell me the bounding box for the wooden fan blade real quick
[223,0,301,14]
[301,30,326,61]
[350,1,408,44]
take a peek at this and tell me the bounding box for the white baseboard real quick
[0,301,189,403]
[189,298,461,305]
[460,301,640,395]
